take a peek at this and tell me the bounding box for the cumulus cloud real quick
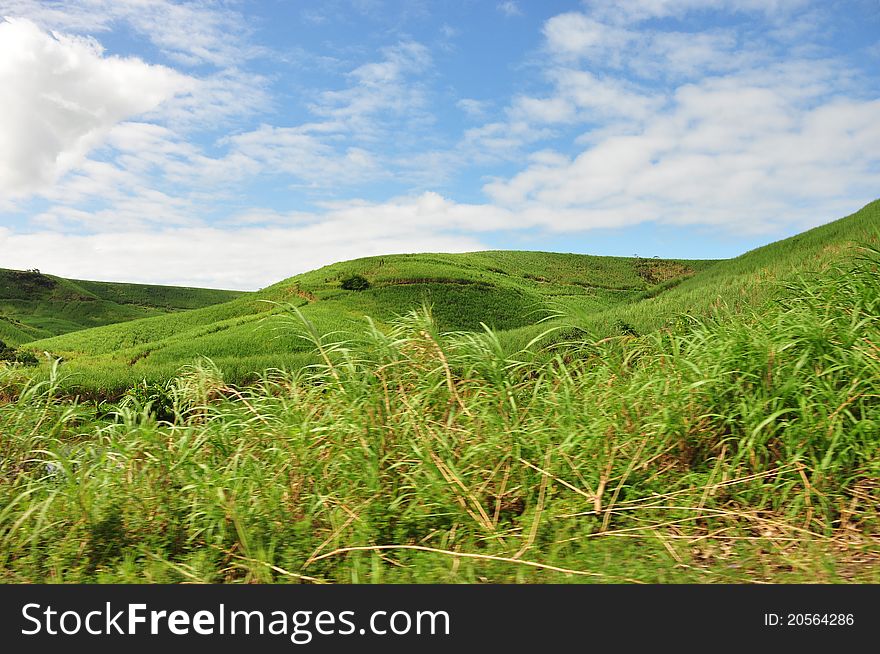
[485,61,880,233]
[0,18,189,198]
[467,4,880,236]
[0,29,440,229]
[0,2,273,131]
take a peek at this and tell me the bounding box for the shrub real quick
[119,380,176,423]
[614,320,639,336]
[12,350,38,366]
[340,274,370,291]
[0,341,39,366]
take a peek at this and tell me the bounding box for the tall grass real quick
[24,201,879,398]
[0,245,877,583]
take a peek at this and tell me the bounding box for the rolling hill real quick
[21,199,880,397]
[24,252,717,395]
[0,268,245,346]
[2,200,878,585]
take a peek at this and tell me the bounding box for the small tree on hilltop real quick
[340,274,370,291]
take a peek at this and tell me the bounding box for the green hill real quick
[539,198,880,340]
[26,252,717,395]
[0,269,245,345]
[2,200,878,585]
[23,199,880,397]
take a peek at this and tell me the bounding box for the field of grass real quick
[24,251,716,396]
[20,200,880,401]
[0,239,877,583]
[0,268,244,346]
[0,200,877,584]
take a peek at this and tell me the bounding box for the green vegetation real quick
[0,200,878,583]
[0,268,244,345]
[21,199,880,400]
[0,243,877,583]
[340,274,371,291]
[26,249,717,396]
[0,341,37,366]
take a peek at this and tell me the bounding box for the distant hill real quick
[25,251,716,393]
[22,199,880,396]
[0,268,245,345]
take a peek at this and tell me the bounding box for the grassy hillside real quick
[25,200,880,398]
[27,252,717,396]
[1,222,877,583]
[0,268,245,345]
[1,200,878,584]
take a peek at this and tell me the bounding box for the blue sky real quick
[0,0,878,289]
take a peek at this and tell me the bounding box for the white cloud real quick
[510,69,661,125]
[224,126,383,188]
[543,13,631,61]
[7,2,272,131]
[582,0,810,24]
[0,18,189,198]
[459,121,553,160]
[497,1,523,17]
[183,41,438,191]
[440,24,459,40]
[470,6,879,237]
[32,190,199,232]
[301,9,328,25]
[25,122,232,221]
[306,41,433,140]
[457,98,491,120]
[434,49,666,178]
[485,62,880,233]
[147,68,273,131]
[0,26,430,220]
[1,2,272,133]
[0,0,259,67]
[0,193,497,289]
[542,12,760,79]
